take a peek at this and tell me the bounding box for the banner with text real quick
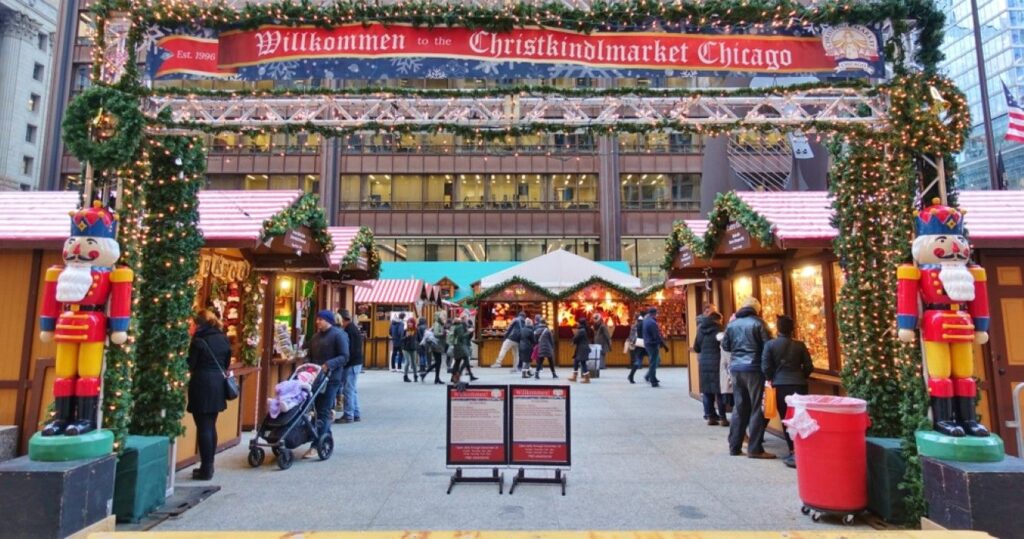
[146,23,883,81]
[509,385,571,466]
[447,385,508,466]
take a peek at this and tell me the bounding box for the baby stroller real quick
[247,363,334,470]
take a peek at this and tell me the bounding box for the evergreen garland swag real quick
[62,86,144,171]
[130,136,205,439]
[262,193,334,253]
[240,270,265,367]
[341,226,382,279]
[661,191,775,269]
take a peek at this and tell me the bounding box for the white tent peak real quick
[477,249,642,291]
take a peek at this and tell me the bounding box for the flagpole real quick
[970,0,1003,190]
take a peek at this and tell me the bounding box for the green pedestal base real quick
[28,430,114,462]
[916,430,1005,463]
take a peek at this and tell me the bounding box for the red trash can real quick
[784,394,870,524]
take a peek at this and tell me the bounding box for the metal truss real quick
[144,88,889,132]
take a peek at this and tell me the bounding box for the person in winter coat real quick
[338,310,363,423]
[762,315,814,467]
[642,308,669,387]
[187,309,233,480]
[625,315,647,383]
[308,309,350,436]
[420,312,447,384]
[569,319,592,383]
[693,311,728,426]
[389,313,405,371]
[492,311,525,369]
[449,314,477,383]
[416,316,429,374]
[402,317,422,382]
[722,296,774,459]
[592,314,611,371]
[533,318,557,379]
[518,318,536,378]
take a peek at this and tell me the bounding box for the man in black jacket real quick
[309,309,349,436]
[338,310,363,423]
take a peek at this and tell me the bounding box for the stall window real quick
[733,275,754,310]
[758,272,784,336]
[791,264,830,371]
[832,261,847,367]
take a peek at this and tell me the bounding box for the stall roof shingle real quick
[327,227,363,271]
[733,191,836,246]
[354,279,426,305]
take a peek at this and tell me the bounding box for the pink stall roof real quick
[327,227,362,271]
[354,279,426,305]
[0,190,303,249]
[958,190,1024,248]
[733,191,836,248]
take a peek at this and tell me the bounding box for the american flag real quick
[1004,82,1024,143]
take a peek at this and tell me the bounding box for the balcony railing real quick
[340,200,598,211]
[622,200,700,211]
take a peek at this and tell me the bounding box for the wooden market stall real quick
[471,250,690,368]
[0,190,337,467]
[318,226,382,363]
[354,279,437,369]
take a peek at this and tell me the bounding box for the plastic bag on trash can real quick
[783,394,867,440]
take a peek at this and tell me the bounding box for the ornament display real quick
[897,199,990,439]
[33,202,133,457]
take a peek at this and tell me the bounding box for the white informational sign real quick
[447,386,508,464]
[510,386,570,466]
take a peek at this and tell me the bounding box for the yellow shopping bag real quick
[763,382,778,419]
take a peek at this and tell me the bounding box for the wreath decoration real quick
[62,86,144,171]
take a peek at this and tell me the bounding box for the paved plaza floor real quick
[157,367,860,532]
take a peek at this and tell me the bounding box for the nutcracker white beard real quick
[938,262,976,302]
[56,263,94,302]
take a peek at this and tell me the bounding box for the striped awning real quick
[959,190,1024,247]
[0,190,304,249]
[735,191,836,246]
[685,219,709,238]
[354,279,425,305]
[327,227,363,271]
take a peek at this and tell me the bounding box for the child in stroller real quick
[247,363,334,470]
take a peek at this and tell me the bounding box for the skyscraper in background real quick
[939,0,1024,190]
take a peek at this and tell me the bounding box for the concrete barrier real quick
[0,426,17,462]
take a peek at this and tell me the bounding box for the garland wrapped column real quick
[130,136,205,438]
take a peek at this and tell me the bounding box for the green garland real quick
[557,275,646,303]
[96,0,946,72]
[262,193,334,252]
[463,277,557,306]
[63,86,144,171]
[662,191,775,269]
[465,274,656,306]
[130,135,205,439]
[240,270,265,367]
[340,226,381,279]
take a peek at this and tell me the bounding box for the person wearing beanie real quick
[762,315,814,467]
[337,309,364,423]
[308,308,349,436]
[722,296,774,459]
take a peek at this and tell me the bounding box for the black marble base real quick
[922,454,1024,537]
[0,454,116,539]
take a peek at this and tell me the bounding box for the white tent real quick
[477,249,642,291]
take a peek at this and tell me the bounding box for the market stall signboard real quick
[284,229,309,252]
[486,284,553,303]
[724,222,752,253]
[446,385,509,466]
[676,246,695,268]
[509,385,571,466]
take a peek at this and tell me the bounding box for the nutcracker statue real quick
[36,201,132,442]
[897,198,989,438]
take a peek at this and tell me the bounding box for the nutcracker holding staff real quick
[897,198,989,438]
[38,201,133,437]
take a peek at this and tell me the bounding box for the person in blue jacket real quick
[642,308,669,388]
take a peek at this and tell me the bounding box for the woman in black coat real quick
[517,318,536,378]
[187,310,232,480]
[693,311,727,426]
[570,319,591,383]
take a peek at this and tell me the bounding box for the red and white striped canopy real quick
[734,191,836,247]
[0,190,303,248]
[685,219,709,238]
[327,226,362,271]
[958,190,1024,248]
[354,279,425,305]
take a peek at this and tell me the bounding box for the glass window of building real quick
[391,175,421,208]
[791,264,829,371]
[423,239,456,261]
[340,175,361,209]
[554,174,597,208]
[621,173,700,209]
[302,175,318,194]
[457,174,485,208]
[245,175,268,190]
[424,174,452,209]
[516,239,546,261]
[269,175,298,190]
[486,239,516,261]
[490,174,518,208]
[457,240,486,261]
[77,13,96,45]
[368,174,392,208]
[394,239,424,261]
[376,239,397,262]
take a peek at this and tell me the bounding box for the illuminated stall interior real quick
[353,279,439,368]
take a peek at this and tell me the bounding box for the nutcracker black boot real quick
[65,396,98,436]
[955,396,990,437]
[41,396,74,436]
[930,397,965,437]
